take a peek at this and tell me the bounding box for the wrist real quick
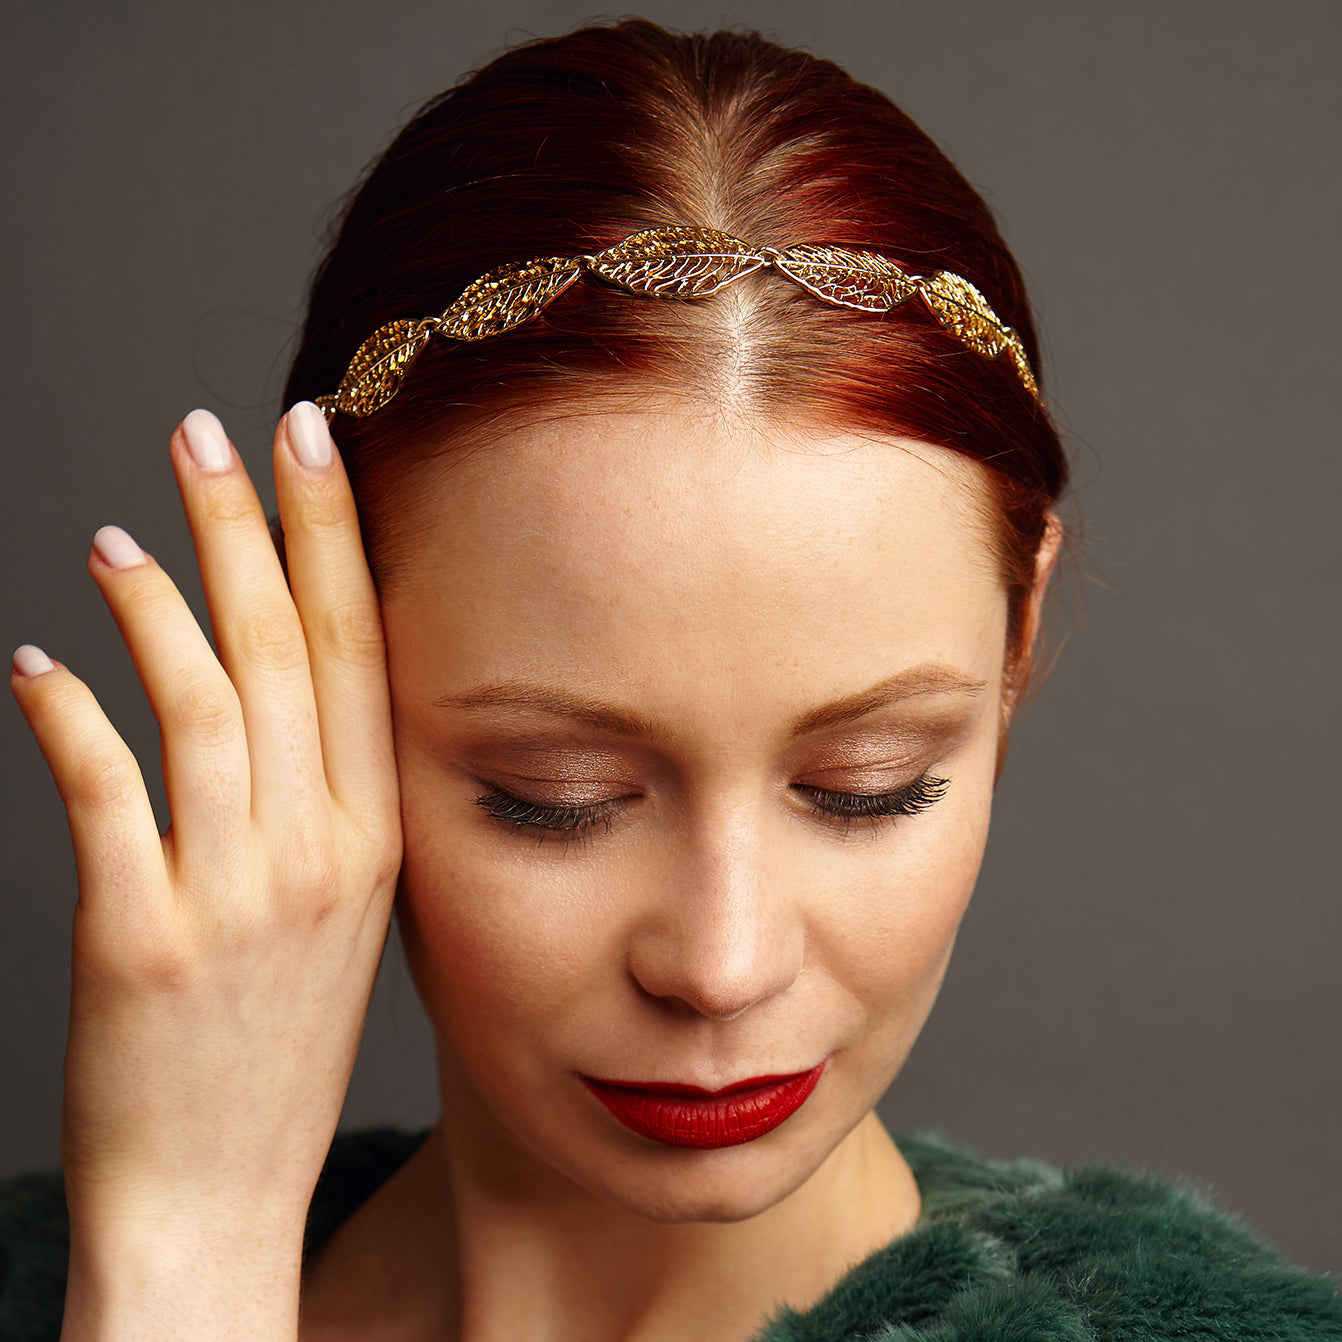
[62,1208,307,1342]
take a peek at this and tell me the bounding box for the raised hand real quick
[10,405,402,1339]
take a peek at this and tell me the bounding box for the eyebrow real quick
[432,683,661,739]
[432,665,986,740]
[789,666,988,734]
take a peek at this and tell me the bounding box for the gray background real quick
[3,0,1339,1274]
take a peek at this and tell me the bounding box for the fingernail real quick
[12,644,54,677]
[286,401,333,469]
[93,525,147,570]
[181,408,232,472]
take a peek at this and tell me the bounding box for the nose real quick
[625,815,805,1020]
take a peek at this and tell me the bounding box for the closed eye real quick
[475,773,950,845]
[475,787,619,841]
[793,774,949,833]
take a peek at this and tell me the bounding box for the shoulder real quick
[0,1168,68,1342]
[761,1132,1342,1342]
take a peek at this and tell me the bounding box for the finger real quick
[85,526,251,870]
[273,403,398,826]
[10,646,168,926]
[171,409,325,818]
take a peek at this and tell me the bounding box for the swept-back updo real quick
[284,18,1067,680]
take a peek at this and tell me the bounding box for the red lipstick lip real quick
[581,1062,826,1149]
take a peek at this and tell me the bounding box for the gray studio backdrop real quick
[3,0,1338,1273]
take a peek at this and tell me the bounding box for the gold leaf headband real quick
[315,226,1039,419]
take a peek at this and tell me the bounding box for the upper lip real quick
[581,1069,817,1098]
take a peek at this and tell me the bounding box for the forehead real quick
[380,406,1008,716]
[390,404,1000,574]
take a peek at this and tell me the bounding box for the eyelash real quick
[474,789,619,842]
[474,774,950,842]
[793,775,950,834]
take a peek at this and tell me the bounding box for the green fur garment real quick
[1,1129,1338,1340]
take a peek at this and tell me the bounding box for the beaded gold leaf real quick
[1001,332,1037,398]
[917,272,1008,357]
[917,271,1038,399]
[773,245,919,311]
[318,318,434,418]
[590,227,767,299]
[440,257,583,342]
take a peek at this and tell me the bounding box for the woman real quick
[5,19,1338,1341]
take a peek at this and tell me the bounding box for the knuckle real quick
[369,842,404,892]
[72,917,181,992]
[275,825,340,892]
[124,926,195,993]
[291,487,354,534]
[351,819,403,894]
[235,606,308,674]
[284,848,343,922]
[302,856,342,904]
[357,805,404,875]
[117,571,173,624]
[201,489,263,531]
[168,676,241,744]
[320,599,386,665]
[24,672,78,720]
[66,750,143,811]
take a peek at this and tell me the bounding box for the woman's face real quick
[380,404,1010,1223]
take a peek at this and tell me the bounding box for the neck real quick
[302,1109,919,1342]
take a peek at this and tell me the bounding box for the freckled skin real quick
[378,404,1010,1241]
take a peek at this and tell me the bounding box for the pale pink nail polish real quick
[93,525,147,570]
[287,401,333,469]
[181,408,232,472]
[12,644,54,677]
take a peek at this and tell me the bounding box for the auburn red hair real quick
[285,19,1067,678]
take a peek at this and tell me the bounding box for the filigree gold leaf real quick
[440,258,582,342]
[773,245,919,312]
[332,319,434,417]
[591,227,766,299]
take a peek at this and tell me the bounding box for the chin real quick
[435,1038,881,1226]
[555,1124,843,1225]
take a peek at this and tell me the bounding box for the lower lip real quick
[581,1063,826,1149]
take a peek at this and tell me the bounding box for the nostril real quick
[627,920,805,1021]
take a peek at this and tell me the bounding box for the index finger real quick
[272,402,399,829]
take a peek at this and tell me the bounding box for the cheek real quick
[810,772,992,1041]
[394,760,620,1059]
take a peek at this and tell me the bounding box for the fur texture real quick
[1,1130,1337,1340]
[758,1134,1342,1340]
